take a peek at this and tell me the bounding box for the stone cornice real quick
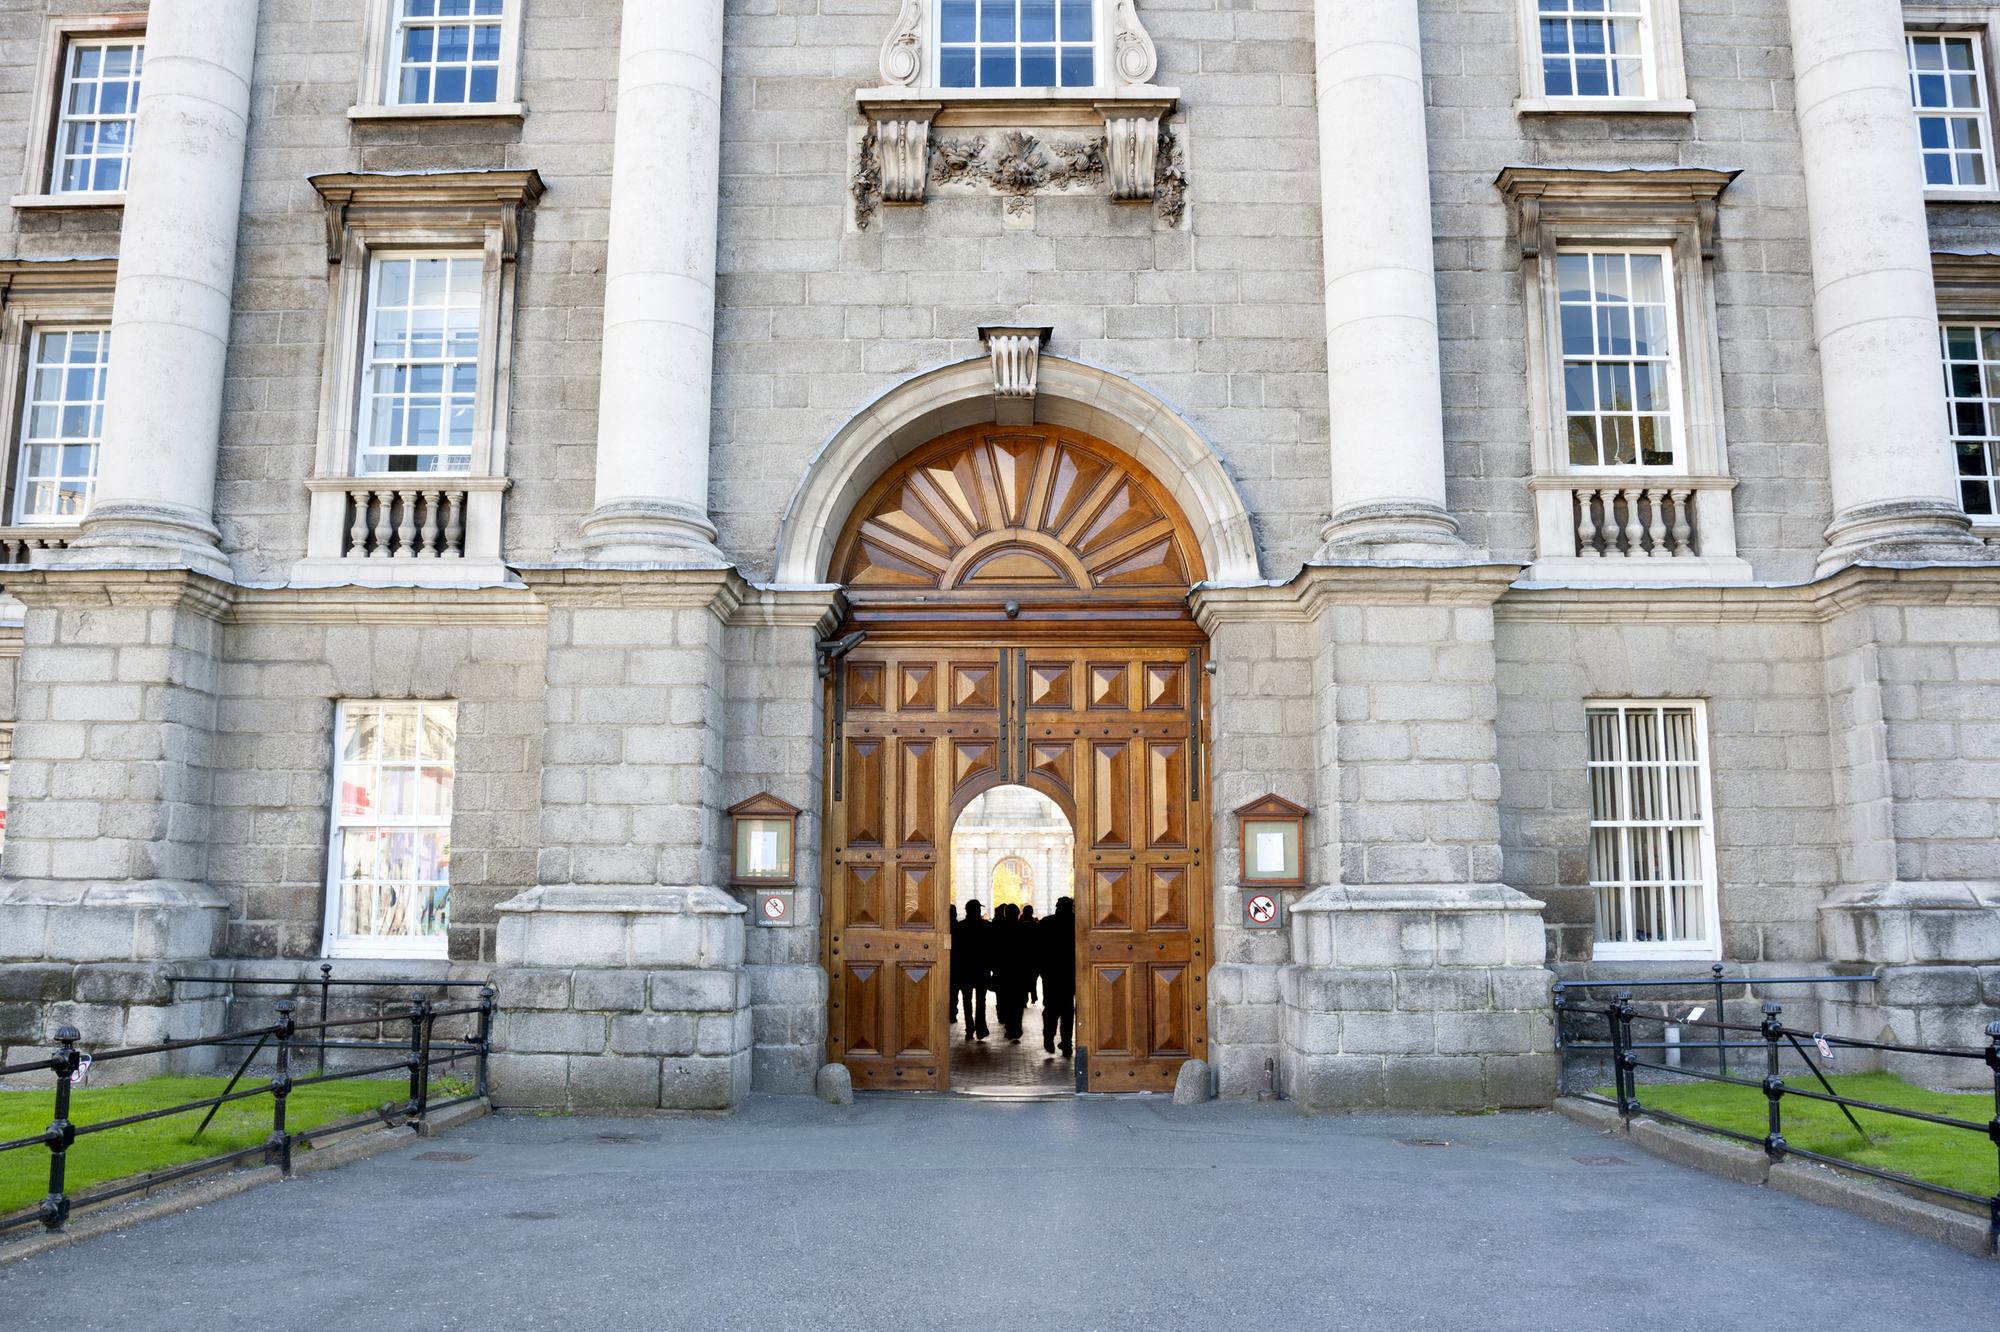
[1190,561,1524,631]
[727,583,846,633]
[230,583,545,627]
[512,562,746,614]
[0,566,236,620]
[308,168,547,263]
[1496,560,2000,624]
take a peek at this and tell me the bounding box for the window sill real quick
[1588,945,1722,963]
[11,192,124,211]
[1514,97,1697,117]
[347,102,527,123]
[1926,189,2000,205]
[856,84,1179,106]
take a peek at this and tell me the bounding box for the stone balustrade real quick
[1568,483,1699,560]
[0,526,80,566]
[339,485,468,560]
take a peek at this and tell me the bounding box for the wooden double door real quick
[823,635,1211,1092]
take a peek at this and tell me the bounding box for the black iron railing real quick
[0,984,495,1235]
[1553,966,1878,1078]
[1565,990,2000,1256]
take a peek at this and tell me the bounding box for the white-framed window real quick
[55,39,143,195]
[13,327,109,524]
[393,0,505,106]
[937,0,1098,89]
[351,0,524,120]
[1908,32,1995,191]
[1941,323,2000,517]
[1585,700,1720,960]
[324,700,456,959]
[357,255,482,476]
[1559,248,1682,470]
[1513,0,1689,115]
[1538,0,1650,99]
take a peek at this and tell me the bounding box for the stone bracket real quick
[1095,101,1173,201]
[979,325,1051,424]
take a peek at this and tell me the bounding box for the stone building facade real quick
[0,0,1996,1110]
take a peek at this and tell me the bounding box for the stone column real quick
[64,0,256,579]
[1788,0,1988,573]
[578,0,728,563]
[1312,0,1463,558]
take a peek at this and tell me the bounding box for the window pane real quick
[16,324,110,524]
[1943,319,2000,517]
[55,42,144,195]
[331,701,457,948]
[1587,703,1711,949]
[1560,250,1677,471]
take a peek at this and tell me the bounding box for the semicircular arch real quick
[773,356,1262,586]
[831,422,1204,603]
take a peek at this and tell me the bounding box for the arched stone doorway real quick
[819,421,1214,1093]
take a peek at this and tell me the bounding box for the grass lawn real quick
[0,1075,444,1217]
[1602,1070,1999,1201]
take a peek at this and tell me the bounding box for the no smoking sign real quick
[1243,891,1283,930]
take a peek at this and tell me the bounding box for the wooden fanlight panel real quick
[829,423,1207,616]
[822,423,1213,1095]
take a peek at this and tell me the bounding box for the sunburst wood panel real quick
[834,427,1201,594]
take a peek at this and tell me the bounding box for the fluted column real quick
[1789,0,1987,573]
[579,0,728,564]
[64,0,257,578]
[1312,0,1463,558]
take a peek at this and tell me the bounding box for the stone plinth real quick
[489,884,751,1112]
[1820,880,2000,1087]
[1281,884,1556,1111]
[0,881,228,963]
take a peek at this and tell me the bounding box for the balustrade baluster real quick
[1670,487,1694,557]
[1619,487,1644,557]
[348,488,370,559]
[369,490,396,558]
[443,491,465,558]
[418,490,441,557]
[395,490,418,557]
[1646,487,1670,557]
[1576,488,1600,558]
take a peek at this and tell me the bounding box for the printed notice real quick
[1256,831,1286,874]
[749,830,779,874]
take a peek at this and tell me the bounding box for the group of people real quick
[949,896,1075,1056]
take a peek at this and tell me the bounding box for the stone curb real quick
[1554,1097,1993,1259]
[0,1098,490,1269]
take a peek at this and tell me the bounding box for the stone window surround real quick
[296,170,544,588]
[1929,249,2000,540]
[349,0,527,123]
[1582,697,1723,963]
[1904,8,2000,203]
[0,258,117,557]
[1511,0,1694,118]
[11,13,147,212]
[1497,166,1752,584]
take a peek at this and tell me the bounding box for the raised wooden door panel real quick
[1062,644,1209,1094]
[826,639,1209,1095]
[826,649,965,1092]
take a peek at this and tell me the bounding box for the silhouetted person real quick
[994,903,1031,1042]
[1020,905,1039,1003]
[948,903,960,1023]
[1038,896,1076,1056]
[954,900,990,1039]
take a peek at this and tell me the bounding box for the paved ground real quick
[2,1095,1995,1331]
[951,995,1073,1092]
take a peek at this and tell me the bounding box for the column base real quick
[57,503,232,580]
[1316,501,1483,563]
[490,885,751,1112]
[0,880,229,963]
[1281,884,1555,1112]
[1817,499,1994,578]
[577,500,728,566]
